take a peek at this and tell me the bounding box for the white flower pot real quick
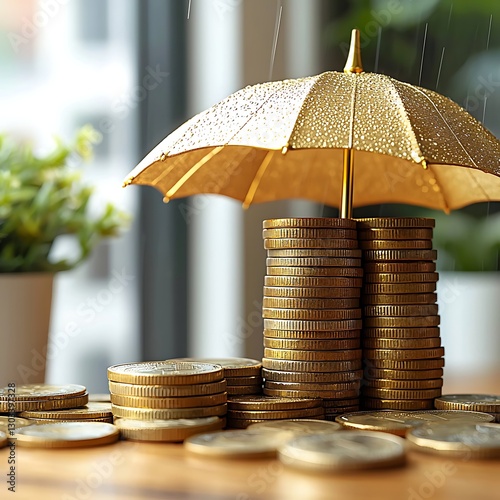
[0,273,54,386]
[437,272,500,377]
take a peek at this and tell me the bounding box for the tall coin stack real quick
[261,218,364,420]
[357,218,444,411]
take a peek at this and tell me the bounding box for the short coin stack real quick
[226,396,324,428]
[261,218,364,420]
[173,358,263,396]
[0,384,89,414]
[20,402,113,424]
[108,361,226,441]
[357,218,444,411]
[434,394,500,423]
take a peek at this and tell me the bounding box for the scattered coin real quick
[115,416,225,442]
[278,431,406,471]
[434,394,500,413]
[407,423,500,458]
[14,422,119,448]
[184,429,295,457]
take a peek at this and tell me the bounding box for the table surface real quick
[2,372,499,500]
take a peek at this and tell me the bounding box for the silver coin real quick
[278,431,406,471]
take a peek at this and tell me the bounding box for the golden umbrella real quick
[124,30,500,217]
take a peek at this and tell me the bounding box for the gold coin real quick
[264,329,360,339]
[228,407,325,420]
[362,398,434,410]
[264,238,359,250]
[362,387,442,400]
[364,378,443,390]
[364,262,436,273]
[322,398,360,408]
[266,266,363,277]
[324,407,360,415]
[110,392,227,409]
[226,386,263,396]
[407,423,500,458]
[356,218,435,229]
[115,416,225,442]
[264,319,362,331]
[0,393,89,413]
[14,422,119,448]
[364,348,445,361]
[362,293,437,305]
[358,228,433,240]
[264,276,363,288]
[264,218,357,229]
[264,348,362,362]
[362,327,440,339]
[263,308,361,320]
[262,368,363,383]
[267,248,362,258]
[264,380,360,392]
[264,286,361,298]
[364,358,445,370]
[264,338,360,350]
[264,388,358,399]
[362,249,438,261]
[0,416,33,435]
[364,368,444,380]
[434,395,500,413]
[263,297,359,309]
[364,273,438,284]
[262,358,362,373]
[364,304,439,317]
[88,394,111,403]
[169,358,261,377]
[363,283,437,294]
[185,428,294,457]
[25,417,114,424]
[0,384,87,401]
[263,228,357,239]
[364,316,440,328]
[362,338,441,349]
[20,402,112,420]
[248,419,341,433]
[109,380,227,398]
[107,361,224,385]
[267,257,361,268]
[277,431,406,471]
[227,396,321,411]
[111,403,227,420]
[225,376,262,386]
[360,240,432,250]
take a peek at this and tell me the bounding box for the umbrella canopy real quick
[124,30,500,215]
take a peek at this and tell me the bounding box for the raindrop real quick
[418,23,428,86]
[269,1,283,81]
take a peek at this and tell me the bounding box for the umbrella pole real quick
[340,148,354,218]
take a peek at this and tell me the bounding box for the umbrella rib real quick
[164,146,224,201]
[242,150,275,208]
[427,164,450,213]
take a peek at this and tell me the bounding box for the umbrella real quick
[124,29,500,217]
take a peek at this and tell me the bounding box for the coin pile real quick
[357,218,444,411]
[435,394,500,423]
[0,384,89,414]
[20,402,114,424]
[261,218,363,419]
[226,396,324,428]
[173,358,263,396]
[108,361,226,441]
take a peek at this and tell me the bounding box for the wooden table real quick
[2,372,499,500]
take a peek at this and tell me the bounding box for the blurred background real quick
[1,0,499,393]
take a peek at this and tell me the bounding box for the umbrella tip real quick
[122,178,132,188]
[344,29,363,74]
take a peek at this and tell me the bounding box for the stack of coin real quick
[226,396,324,428]
[0,384,89,414]
[356,218,444,411]
[261,218,363,419]
[108,361,227,440]
[172,358,263,396]
[20,402,114,424]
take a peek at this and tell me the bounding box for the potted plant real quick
[432,211,500,377]
[0,125,128,385]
